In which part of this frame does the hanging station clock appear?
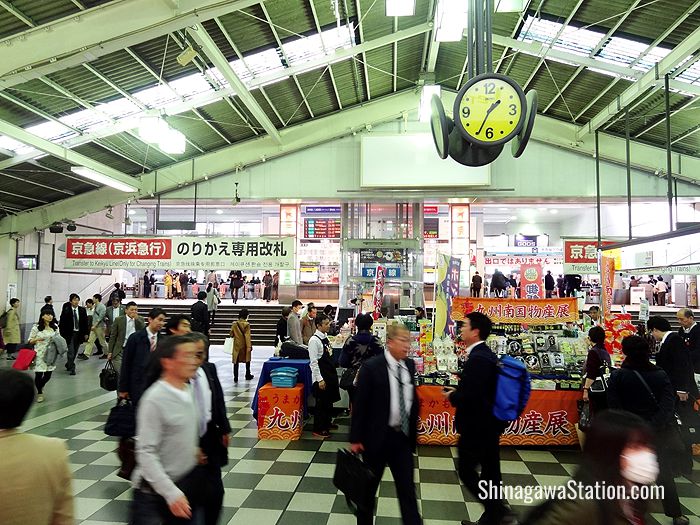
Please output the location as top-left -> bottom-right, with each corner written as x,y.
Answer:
453,72 -> 527,147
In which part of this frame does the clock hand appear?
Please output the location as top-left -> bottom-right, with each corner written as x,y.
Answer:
476,100 -> 501,135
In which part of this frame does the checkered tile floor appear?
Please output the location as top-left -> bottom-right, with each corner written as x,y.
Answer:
12,347 -> 700,525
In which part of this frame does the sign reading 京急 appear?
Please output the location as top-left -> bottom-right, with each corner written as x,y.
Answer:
64,236 -> 295,270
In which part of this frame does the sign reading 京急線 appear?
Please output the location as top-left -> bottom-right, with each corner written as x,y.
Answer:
64,236 -> 295,270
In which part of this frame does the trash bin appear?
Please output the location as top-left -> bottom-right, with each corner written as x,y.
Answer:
154,283 -> 165,299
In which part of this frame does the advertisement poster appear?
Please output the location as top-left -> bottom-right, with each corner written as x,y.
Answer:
359,248 -> 405,264
65,236 -> 295,270
601,255 -> 615,323
371,265 -> 386,320
434,255 -> 461,337
416,386 -> 580,446
451,297 -> 578,325
520,264 -> 544,299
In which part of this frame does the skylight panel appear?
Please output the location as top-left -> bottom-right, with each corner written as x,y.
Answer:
0,135 -> 36,155
60,109 -> 110,133
634,46 -> 671,72
133,83 -> 180,108
677,58 -> 700,85
99,98 -> 141,119
244,48 -> 286,86
169,74 -> 214,99
283,25 -> 355,66
321,25 -> 355,52
27,121 -> 78,142
597,36 -> 647,67
517,16 -> 600,56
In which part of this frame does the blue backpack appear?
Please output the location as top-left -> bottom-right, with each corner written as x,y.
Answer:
493,355 -> 531,422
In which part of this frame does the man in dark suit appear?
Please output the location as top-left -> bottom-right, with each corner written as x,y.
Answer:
58,293 -> 89,375
677,308 -> 700,373
107,302 -> 145,371
350,323 -> 422,525
648,316 -> 699,401
190,291 -> 210,335
104,297 -> 126,338
445,312 -> 511,525
544,271 -> 555,298
189,331 -> 231,525
118,307 -> 166,407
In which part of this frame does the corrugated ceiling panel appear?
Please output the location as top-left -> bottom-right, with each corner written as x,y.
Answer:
32,157 -> 102,194
218,5 -> 278,55
662,10 -> 700,47
97,132 -> 174,169
13,0 -> 77,26
0,96 -> 46,127
396,0 -> 431,31
259,77 -> 311,125
546,69 -> 618,122
6,78 -> 81,117
197,100 -> 258,143
88,50 -> 156,94
311,0 -> 356,27
329,58 -> 366,107
360,0 -> 393,41
365,45 -> 394,98
250,89 -> 284,127
502,53 -> 540,88
72,142 -> 145,175
264,0 -> 314,39
0,10 -> 31,40
617,0 -> 694,45
493,11 -> 524,37
168,110 -> 229,152
576,80 -> 631,122
528,60 -> 578,118
435,41 -> 468,89
296,69 -> 339,116
47,65 -> 120,103
395,35 -> 424,91
568,0 -> 632,33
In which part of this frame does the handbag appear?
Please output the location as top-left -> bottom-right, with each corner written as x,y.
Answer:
222,337 -> 234,355
104,398 -> 136,437
333,449 -> 377,515
12,348 -> 36,371
100,360 -> 119,391
339,366 -> 359,390
577,400 -> 592,433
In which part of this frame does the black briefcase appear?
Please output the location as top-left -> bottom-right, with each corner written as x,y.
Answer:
333,449 -> 377,515
104,398 -> 136,437
100,360 -> 119,391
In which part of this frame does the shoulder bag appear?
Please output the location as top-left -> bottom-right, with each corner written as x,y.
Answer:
104,397 -> 136,437
100,360 -> 119,391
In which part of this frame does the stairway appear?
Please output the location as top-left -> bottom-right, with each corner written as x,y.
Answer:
137,303 -> 283,345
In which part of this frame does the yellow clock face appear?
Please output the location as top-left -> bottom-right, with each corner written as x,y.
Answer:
453,73 -> 526,147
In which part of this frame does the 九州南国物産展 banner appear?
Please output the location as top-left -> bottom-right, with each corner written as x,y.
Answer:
64,236 -> 295,270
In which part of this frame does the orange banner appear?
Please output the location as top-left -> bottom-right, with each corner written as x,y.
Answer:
601,255 -> 615,324
257,383 -> 304,440
520,264 -> 544,299
451,297 -> 578,325
416,386 -> 581,447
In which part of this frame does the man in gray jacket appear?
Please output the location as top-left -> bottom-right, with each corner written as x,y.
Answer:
130,335 -> 202,524
287,300 -> 304,345
80,293 -> 107,358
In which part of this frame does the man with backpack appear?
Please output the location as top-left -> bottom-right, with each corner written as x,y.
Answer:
445,312 -> 518,525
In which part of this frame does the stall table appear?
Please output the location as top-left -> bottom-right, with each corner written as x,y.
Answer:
251,358 -> 313,419
416,385 -> 581,447
257,383 -> 304,440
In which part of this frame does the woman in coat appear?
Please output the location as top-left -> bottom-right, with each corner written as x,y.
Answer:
230,308 -> 253,383
2,298 -> 21,359
607,335 -> 689,525
206,282 -> 221,326
582,325 -> 611,413
523,409 -> 656,525
28,308 -> 59,403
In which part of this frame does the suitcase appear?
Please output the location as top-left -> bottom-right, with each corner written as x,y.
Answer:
12,348 -> 36,370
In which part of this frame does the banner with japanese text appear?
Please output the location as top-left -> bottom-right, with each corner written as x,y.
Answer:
257,383 -> 303,440
64,235 -> 295,270
520,264 -> 544,299
485,255 -> 563,266
563,239 -> 617,273
451,297 -> 578,325
416,386 -> 581,447
434,254 -> 460,337
372,265 -> 386,320
601,255 -> 616,323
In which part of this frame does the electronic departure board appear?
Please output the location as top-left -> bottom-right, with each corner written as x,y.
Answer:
303,218 -> 341,239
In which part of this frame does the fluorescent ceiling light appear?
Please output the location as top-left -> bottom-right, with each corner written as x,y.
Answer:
159,127 -> 186,155
386,0 -> 416,16
138,116 -> 168,144
419,84 -> 441,122
216,209 -> 223,215
71,166 -> 137,193
435,0 -> 468,42
495,0 -> 524,12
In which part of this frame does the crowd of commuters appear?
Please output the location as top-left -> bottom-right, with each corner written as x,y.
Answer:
3,289 -> 700,525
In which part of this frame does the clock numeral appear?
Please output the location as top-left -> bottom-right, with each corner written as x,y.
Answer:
485,127 -> 494,139
509,104 -> 517,116
484,82 -> 496,95
461,106 -> 470,118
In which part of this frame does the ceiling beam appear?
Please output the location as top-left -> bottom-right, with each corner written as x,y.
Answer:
354,0 -> 373,101
0,0 -> 34,27
578,24 -> 700,139
0,90 -> 421,234
632,96 -> 697,139
0,0 -> 263,88
186,25 -> 282,143
0,119 -> 141,191
494,0 -> 534,74
307,0 -> 343,110
0,170 -> 74,195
